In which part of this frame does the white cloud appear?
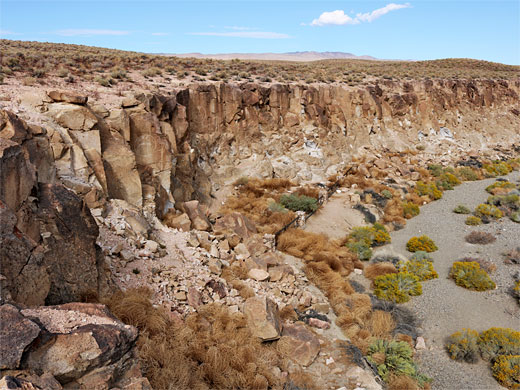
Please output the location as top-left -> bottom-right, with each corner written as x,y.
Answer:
224,26 -> 254,31
311,10 -> 359,26
356,3 -> 411,23
151,32 -> 169,36
0,29 -> 19,36
309,3 -> 411,26
54,29 -> 130,36
188,31 -> 291,39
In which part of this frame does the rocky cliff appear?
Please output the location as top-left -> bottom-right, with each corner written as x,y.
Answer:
15,80 -> 517,220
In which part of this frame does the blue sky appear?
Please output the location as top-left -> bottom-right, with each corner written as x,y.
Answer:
1,1 -> 518,64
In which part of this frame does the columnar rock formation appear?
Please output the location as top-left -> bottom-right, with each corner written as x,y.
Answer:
25,80 -> 519,217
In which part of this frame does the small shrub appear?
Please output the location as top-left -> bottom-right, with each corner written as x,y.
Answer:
94,76 -> 112,87
513,279 -> 520,305
381,189 -> 393,199
364,262 -> 397,281
402,202 -> 420,219
399,257 -> 438,281
427,164 -> 443,177
465,215 -> 482,225
504,248 -> 520,264
486,181 -> 516,194
465,231 -> 496,245
492,355 -> 520,389
347,240 -> 373,261
142,67 -> 162,77
406,236 -> 438,253
373,272 -> 422,303
437,173 -> 461,190
483,161 -> 513,177
474,203 -> 503,220
346,224 -> 391,260
268,202 -> 287,213
415,181 -> 442,200
280,194 -> 318,213
459,257 -> 496,273
445,328 -> 480,363
366,339 -> 431,386
457,167 -> 479,181
453,205 -> 471,214
449,262 -> 496,291
511,211 -> 520,223
478,327 -> 520,361
409,251 -> 433,262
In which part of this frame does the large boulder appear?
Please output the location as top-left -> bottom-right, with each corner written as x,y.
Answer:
278,322 -> 320,367
48,103 -> 98,131
182,200 -> 211,231
0,302 -> 151,389
213,213 -> 257,241
47,91 -> 88,105
243,297 -> 281,341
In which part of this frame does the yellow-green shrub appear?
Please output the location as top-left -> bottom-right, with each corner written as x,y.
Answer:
415,181 -> 442,200
402,202 -> 420,219
400,257 -> 438,281
478,327 -> 520,361
483,161 -> 513,177
445,328 -> 480,363
474,204 -> 503,219
373,272 -> 422,303
465,216 -> 482,225
406,235 -> 438,253
457,167 -> 479,181
449,262 -> 496,291
492,355 -> 520,389
346,223 -> 391,260
485,181 -> 516,194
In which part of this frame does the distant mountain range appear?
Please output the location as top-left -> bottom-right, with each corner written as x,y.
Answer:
165,51 -> 379,62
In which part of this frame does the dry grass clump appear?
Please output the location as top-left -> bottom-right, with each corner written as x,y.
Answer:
459,257 -> 497,273
465,231 -> 496,245
369,310 -> 396,339
104,288 -> 290,390
504,247 -> 520,264
221,263 -> 256,299
364,262 -> 398,281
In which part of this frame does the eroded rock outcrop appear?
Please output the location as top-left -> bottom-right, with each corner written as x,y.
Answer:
0,302 -> 150,390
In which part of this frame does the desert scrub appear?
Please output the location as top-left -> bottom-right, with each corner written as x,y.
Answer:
486,181 -> 516,194
399,257 -> 438,281
449,262 -> 496,291
280,194 -> 318,213
436,172 -> 461,190
457,166 -> 479,181
483,161 -> 513,177
406,235 -> 438,253
414,181 -> 442,200
402,202 -> 420,219
492,355 -> 520,389
453,204 -> 471,214
366,339 -> 431,387
445,328 -> 480,363
373,272 -> 422,303
346,223 -> 391,260
381,189 -> 393,199
474,203 -> 503,220
465,215 -> 483,225
478,327 -> 520,361
268,202 -> 287,213
465,231 -> 496,245
513,280 -> 520,305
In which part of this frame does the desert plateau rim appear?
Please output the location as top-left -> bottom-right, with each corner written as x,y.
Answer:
0,11 -> 520,390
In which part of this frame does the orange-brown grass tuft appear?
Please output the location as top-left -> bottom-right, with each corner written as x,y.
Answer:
383,199 -> 407,225
369,310 -> 396,339
294,185 -> 321,199
364,262 -> 398,281
221,264 -> 256,299
395,333 -> 414,348
388,374 -> 421,390
104,289 -> 292,390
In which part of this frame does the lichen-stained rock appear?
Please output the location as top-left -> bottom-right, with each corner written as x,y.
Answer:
0,304 -> 41,369
244,296 -> 282,341
278,322 -> 320,367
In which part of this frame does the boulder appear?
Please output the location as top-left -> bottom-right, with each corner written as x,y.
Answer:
47,91 -> 88,105
278,322 -> 320,367
213,213 -> 257,241
244,297 -> 281,341
47,103 -> 98,131
163,211 -> 191,231
248,268 -> 270,281
182,200 -> 211,231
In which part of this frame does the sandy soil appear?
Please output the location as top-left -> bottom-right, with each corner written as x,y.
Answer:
388,171 -> 520,390
303,191 -> 367,239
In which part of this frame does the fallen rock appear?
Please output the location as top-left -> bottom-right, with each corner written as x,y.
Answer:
183,200 -> 211,231
308,317 -> 330,330
415,336 -> 426,350
213,213 -> 257,241
278,322 -> 320,367
244,297 -> 282,341
248,268 -> 270,281
47,91 -> 88,105
163,211 -> 191,231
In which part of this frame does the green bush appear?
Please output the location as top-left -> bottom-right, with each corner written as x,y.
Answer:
347,240 -> 373,261
399,257 -> 438,281
453,205 -> 471,214
268,202 -> 287,213
492,355 -> 520,389
366,339 -> 431,386
415,181 -> 442,200
474,204 -> 503,220
346,223 -> 391,260
428,164 -> 443,177
478,327 -> 520,361
409,251 -> 433,262
373,272 -> 422,303
381,189 -> 393,199
457,167 -> 479,181
483,161 -> 513,177
512,212 -> 520,223
449,262 -> 496,291
465,216 -> 482,225
406,235 -> 438,252
445,328 -> 480,363
402,202 -> 420,219
485,181 -> 516,194
280,194 -> 318,213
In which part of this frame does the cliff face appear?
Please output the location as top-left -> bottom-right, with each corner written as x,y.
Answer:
11,79 -> 520,217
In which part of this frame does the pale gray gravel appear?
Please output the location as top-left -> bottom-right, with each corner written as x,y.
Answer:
388,171 -> 520,390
